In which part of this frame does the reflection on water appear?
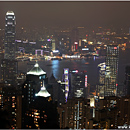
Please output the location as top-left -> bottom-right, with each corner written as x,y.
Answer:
18,58 -> 105,85
17,48 -> 130,86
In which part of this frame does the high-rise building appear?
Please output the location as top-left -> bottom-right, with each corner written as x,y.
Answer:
62,68 -> 69,102
97,62 -> 106,98
4,11 -> 16,59
58,97 -> 90,129
124,66 -> 130,96
71,28 -> 79,51
52,39 -> 55,51
48,74 -> 65,105
22,62 -> 48,107
22,62 -> 59,129
0,83 -> 22,129
1,59 -> 18,86
1,11 -> 17,86
104,45 -> 119,96
69,71 -> 86,98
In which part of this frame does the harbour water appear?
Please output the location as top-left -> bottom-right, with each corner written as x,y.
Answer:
17,48 -> 130,86
18,56 -> 104,86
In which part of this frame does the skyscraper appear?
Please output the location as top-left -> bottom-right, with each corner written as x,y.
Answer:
1,11 -> 17,86
71,28 -> 79,51
69,71 -> 86,98
97,62 -> 106,98
58,97 -> 90,129
22,62 -> 59,129
22,62 -> 48,106
0,11 -> 20,129
104,45 -> 119,96
62,68 -> 69,102
4,11 -> 16,59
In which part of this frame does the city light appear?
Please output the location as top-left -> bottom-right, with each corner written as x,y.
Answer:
1,3 -> 130,129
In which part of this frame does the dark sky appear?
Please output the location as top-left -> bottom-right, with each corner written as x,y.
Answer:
0,1 -> 130,29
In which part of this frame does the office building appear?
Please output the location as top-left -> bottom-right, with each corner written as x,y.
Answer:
22,62 -> 59,129
58,97 -> 90,129
94,96 -> 130,128
97,62 -> 106,98
52,39 -> 55,51
62,68 -> 69,102
124,66 -> 130,96
22,62 -> 48,107
4,11 -> 16,59
0,83 -> 22,129
23,95 -> 59,129
104,45 -> 119,96
71,28 -> 79,51
69,71 -> 87,98
48,74 -> 65,105
1,59 -> 18,86
1,11 -> 17,86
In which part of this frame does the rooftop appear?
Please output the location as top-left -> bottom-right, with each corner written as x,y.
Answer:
27,62 -> 46,76
6,11 -> 14,16
35,81 -> 51,98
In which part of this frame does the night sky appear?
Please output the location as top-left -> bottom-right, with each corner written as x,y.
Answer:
0,1 -> 130,29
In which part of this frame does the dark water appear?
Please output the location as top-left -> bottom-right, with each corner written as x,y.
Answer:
18,57 -> 104,85
18,48 -> 130,86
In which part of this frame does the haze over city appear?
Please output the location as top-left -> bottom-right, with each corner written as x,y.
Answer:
1,1 -> 130,129
0,2 -> 130,28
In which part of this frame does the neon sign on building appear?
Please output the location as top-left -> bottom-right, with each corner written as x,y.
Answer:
64,68 -> 69,102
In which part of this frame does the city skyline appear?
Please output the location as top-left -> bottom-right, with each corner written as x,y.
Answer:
1,4 -> 130,129
0,2 -> 130,29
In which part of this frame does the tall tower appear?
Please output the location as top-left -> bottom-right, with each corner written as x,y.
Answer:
1,11 -> 17,86
70,71 -> 85,98
97,62 -> 106,98
22,62 -> 48,106
104,45 -> 119,96
63,68 -> 69,102
4,11 -> 16,59
71,28 -> 79,51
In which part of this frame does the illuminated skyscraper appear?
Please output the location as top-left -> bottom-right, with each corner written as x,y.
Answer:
97,62 -> 106,98
4,11 -> 16,59
69,71 -> 86,98
1,11 -> 17,86
1,59 -> 18,86
71,28 -> 79,51
62,68 -> 69,102
52,39 -> 55,51
22,62 -> 59,129
104,45 -> 119,96
58,97 -> 90,129
22,62 -> 48,106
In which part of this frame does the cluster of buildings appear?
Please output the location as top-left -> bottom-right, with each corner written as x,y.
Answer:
1,11 -> 130,129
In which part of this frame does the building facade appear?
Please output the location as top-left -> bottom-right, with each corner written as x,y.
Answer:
69,71 -> 87,98
1,11 -> 18,86
4,11 -> 16,60
124,66 -> 130,96
104,45 -> 119,96
58,97 -> 90,129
